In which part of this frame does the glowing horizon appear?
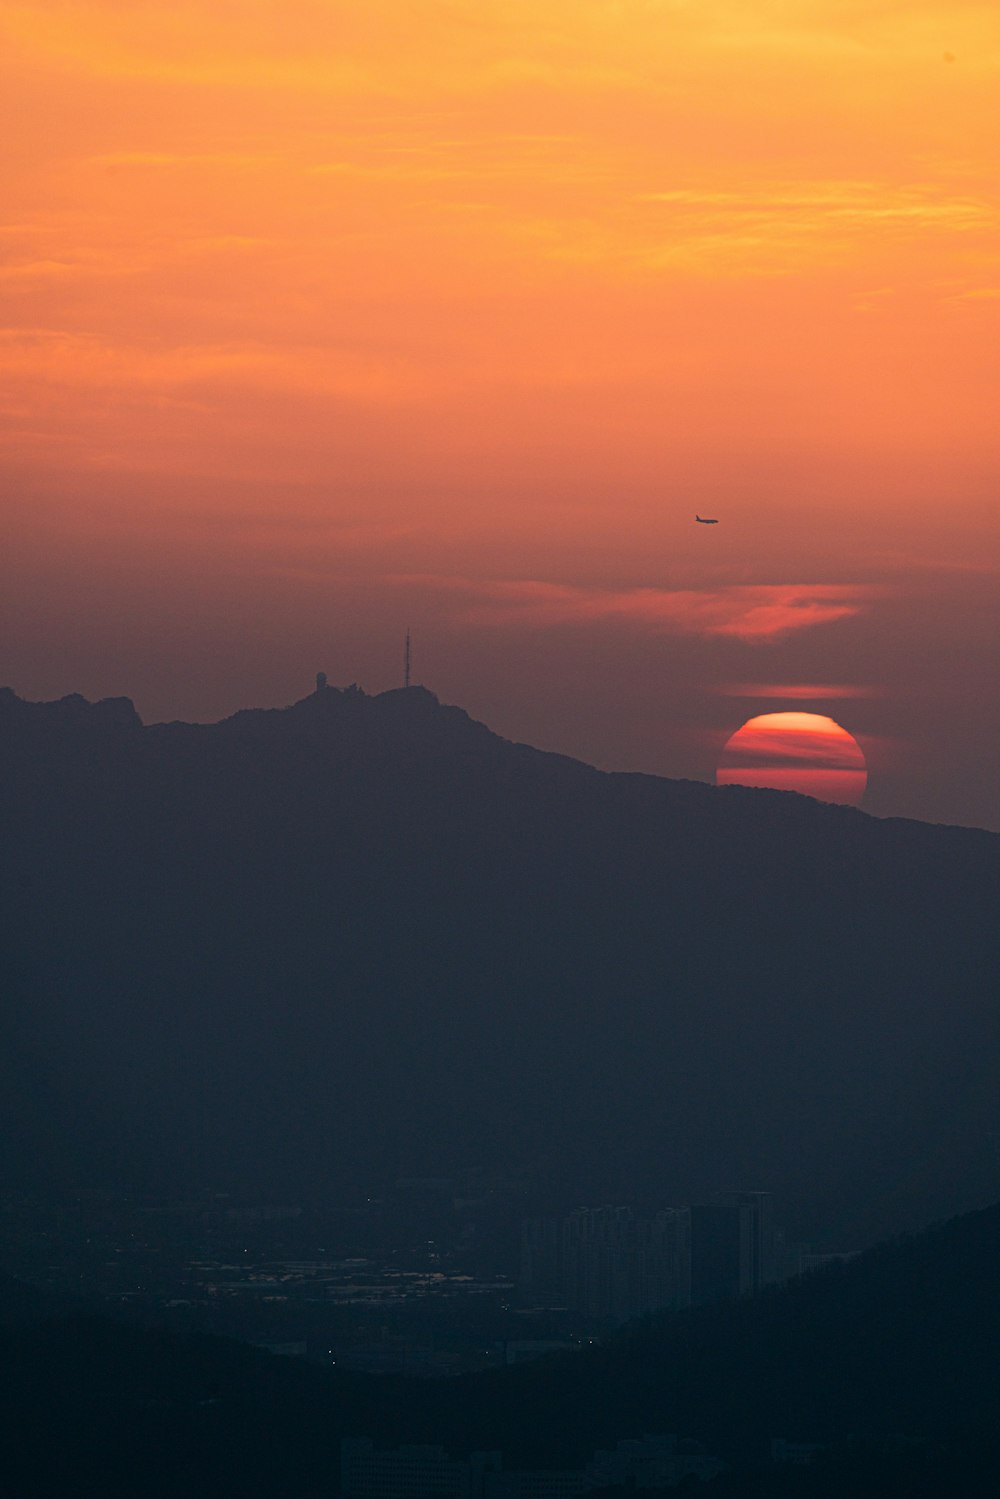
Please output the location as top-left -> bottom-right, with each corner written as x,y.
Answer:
2,1 -> 998,830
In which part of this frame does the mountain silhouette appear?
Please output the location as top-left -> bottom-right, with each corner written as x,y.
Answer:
1,682 -> 998,1242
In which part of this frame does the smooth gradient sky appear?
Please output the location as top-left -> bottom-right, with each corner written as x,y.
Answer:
2,2 -> 998,828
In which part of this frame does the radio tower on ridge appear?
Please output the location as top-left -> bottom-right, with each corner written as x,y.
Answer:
404,629 -> 412,689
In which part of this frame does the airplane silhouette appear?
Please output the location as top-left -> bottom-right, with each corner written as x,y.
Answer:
695,515 -> 719,524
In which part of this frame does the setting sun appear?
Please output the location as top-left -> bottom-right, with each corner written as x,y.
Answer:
1,0 -> 997,829
716,712 -> 867,805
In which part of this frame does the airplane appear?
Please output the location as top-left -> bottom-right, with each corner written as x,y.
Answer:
695,514 -> 719,524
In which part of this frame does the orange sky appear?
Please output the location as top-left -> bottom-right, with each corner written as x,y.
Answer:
2,2 -> 999,827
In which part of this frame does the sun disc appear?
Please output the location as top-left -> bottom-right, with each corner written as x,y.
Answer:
716,711 -> 867,805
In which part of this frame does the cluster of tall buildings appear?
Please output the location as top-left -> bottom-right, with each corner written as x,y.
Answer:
520,1193 -> 780,1323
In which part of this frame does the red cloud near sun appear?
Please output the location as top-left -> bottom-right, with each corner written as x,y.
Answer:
404,578 -> 875,643
717,683 -> 880,700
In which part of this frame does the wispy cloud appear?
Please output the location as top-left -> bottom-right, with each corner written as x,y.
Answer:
616,179 -> 997,276
396,576 -> 875,643
0,329 -> 425,402
89,151 -> 279,169
637,183 -> 990,229
716,682 -> 880,699
0,259 -> 81,281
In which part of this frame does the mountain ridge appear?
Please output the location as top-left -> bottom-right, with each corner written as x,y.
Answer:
1,682 -> 998,1244
4,680 -> 995,842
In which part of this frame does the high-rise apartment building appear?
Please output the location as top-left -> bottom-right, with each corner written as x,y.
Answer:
690,1191 -> 774,1304
520,1206 -> 691,1323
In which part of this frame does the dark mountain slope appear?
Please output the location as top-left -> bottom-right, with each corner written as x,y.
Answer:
407,1201 -> 1000,1465
1,683 -> 998,1240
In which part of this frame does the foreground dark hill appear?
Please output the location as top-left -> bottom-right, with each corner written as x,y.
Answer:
1,682 -> 998,1240
3,1203 -> 1000,1496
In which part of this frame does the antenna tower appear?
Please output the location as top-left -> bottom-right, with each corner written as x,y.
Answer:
404,629 -> 411,689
